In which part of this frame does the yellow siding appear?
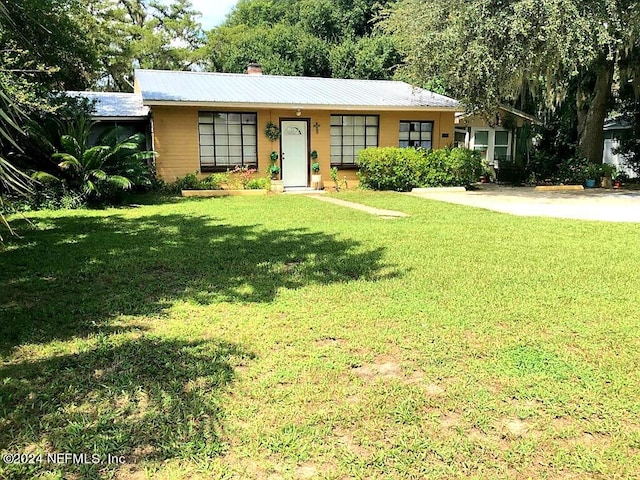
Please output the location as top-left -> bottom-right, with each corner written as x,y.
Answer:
151,106 -> 456,184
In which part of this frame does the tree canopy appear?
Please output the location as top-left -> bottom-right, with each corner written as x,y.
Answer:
207,0 -> 400,79
384,0 -> 640,163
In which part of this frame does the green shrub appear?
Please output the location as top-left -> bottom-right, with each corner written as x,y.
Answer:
357,147 -> 482,191
245,177 -> 270,190
356,147 -> 426,191
173,172 -> 201,191
555,157 -> 590,185
200,173 -> 229,190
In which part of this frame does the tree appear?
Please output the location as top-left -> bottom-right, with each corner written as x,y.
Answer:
87,0 -> 206,91
329,35 -> 400,80
206,0 -> 400,79
384,0 -> 640,164
0,0 -> 99,90
207,24 -> 331,77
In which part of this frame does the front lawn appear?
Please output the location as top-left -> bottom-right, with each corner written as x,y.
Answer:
1,192 -> 639,479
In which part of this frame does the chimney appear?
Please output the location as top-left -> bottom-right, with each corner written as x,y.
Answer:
247,63 -> 263,75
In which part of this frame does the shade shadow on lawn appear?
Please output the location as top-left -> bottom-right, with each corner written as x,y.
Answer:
0,212 -> 394,354
0,336 -> 252,479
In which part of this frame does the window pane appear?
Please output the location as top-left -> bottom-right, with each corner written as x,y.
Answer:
201,157 -> 215,165
215,134 -> 228,146
367,135 -> 377,146
474,130 -> 489,147
199,113 -> 214,124
215,145 -> 229,157
200,134 -> 214,146
354,116 -> 365,126
242,113 -> 256,124
229,145 -> 242,157
399,131 -> 409,140
342,116 -> 354,126
330,126 -> 342,138
244,145 -> 256,157
420,141 -> 432,149
228,113 -> 241,124
399,122 -> 410,132
215,123 -> 228,136
343,125 -> 354,136
229,135 -> 242,146
243,134 -> 256,146
200,146 -> 214,156
410,131 -> 420,140
494,147 -> 508,159
330,146 -> 342,157
495,131 -> 509,146
366,116 -> 378,126
421,122 -> 433,132
399,140 -> 409,148
199,124 -> 213,135
343,136 -> 354,146
330,115 -> 342,126
354,125 -> 365,136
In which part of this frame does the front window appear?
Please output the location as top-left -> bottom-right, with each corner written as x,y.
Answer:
330,115 -> 379,166
494,131 -> 510,162
399,121 -> 433,149
198,112 -> 257,171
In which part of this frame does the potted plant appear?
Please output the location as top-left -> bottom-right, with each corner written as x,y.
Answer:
269,164 -> 280,180
584,163 -> 600,188
310,152 -> 322,190
613,171 -> 628,189
599,163 -> 616,189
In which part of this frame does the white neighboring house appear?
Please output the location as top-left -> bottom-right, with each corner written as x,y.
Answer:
603,117 -> 636,178
66,91 -> 151,148
455,106 -> 540,168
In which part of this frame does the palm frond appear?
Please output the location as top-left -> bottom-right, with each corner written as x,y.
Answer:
0,156 -> 33,195
31,171 -> 61,183
60,135 -> 83,160
54,153 -> 82,171
106,175 -> 133,190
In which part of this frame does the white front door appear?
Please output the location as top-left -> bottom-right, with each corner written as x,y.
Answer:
281,120 -> 308,188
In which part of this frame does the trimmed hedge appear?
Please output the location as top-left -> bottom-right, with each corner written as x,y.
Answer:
357,147 -> 483,191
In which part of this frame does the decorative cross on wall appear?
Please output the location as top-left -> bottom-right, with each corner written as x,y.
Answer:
313,122 -> 321,134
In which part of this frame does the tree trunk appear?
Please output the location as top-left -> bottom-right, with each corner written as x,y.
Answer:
576,62 -> 614,164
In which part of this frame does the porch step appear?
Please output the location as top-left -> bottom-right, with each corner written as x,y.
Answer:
283,187 -> 327,195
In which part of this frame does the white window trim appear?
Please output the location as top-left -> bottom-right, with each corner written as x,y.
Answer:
469,127 -> 512,166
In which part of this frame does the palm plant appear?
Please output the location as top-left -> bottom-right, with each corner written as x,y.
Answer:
47,127 -> 155,204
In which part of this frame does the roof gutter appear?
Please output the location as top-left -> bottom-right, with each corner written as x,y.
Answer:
141,100 -> 462,112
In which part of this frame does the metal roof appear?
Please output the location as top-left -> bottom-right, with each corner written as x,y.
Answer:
604,116 -> 632,131
66,91 -> 150,119
134,69 -> 460,110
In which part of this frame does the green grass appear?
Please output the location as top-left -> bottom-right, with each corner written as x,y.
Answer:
1,191 -> 639,479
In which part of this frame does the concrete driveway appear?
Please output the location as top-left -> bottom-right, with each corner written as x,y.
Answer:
406,185 -> 640,223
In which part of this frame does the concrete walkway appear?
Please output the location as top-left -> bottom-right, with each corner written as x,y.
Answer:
406,185 -> 640,223
309,195 -> 409,218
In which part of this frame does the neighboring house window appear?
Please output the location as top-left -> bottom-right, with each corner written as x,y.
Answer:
471,128 -> 511,166
454,129 -> 467,148
399,121 -> 433,149
330,115 -> 379,166
198,112 -> 257,171
493,131 -> 510,162
473,130 -> 490,159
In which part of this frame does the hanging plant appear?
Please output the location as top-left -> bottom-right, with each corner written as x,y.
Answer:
265,122 -> 281,141
310,150 -> 318,160
270,151 -> 279,162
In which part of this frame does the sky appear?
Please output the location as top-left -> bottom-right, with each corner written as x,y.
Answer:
191,0 -> 239,30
